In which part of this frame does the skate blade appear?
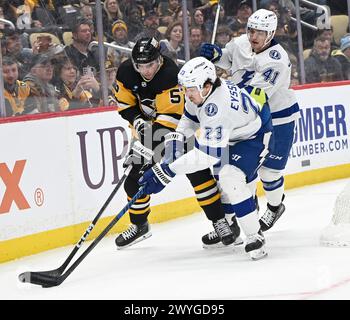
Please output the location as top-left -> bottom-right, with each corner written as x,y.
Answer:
233,236 -> 244,246
248,246 -> 268,261
116,232 -> 152,250
203,236 -> 244,249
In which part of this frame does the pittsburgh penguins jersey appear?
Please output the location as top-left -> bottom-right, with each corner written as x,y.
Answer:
114,55 -> 184,130
4,80 -> 31,116
216,34 -> 299,125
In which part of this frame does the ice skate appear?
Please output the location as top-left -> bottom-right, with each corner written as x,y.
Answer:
115,222 -> 152,249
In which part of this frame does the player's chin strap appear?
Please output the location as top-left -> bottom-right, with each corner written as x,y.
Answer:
200,85 -> 213,102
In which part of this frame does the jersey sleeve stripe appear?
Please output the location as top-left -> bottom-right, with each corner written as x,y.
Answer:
271,102 -> 300,120
184,109 -> 200,123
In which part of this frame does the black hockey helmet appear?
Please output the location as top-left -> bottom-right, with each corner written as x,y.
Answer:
131,37 -> 160,65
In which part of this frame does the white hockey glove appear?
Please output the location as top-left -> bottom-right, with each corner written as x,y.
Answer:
133,116 -> 151,141
163,132 -> 185,164
123,140 -> 154,168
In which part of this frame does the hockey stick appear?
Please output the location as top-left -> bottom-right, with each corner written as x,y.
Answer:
211,1 -> 221,44
18,165 -> 133,287
19,186 -> 145,288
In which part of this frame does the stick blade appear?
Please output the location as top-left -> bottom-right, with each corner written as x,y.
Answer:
18,271 -> 62,288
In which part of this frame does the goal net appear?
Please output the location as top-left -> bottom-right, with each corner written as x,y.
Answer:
320,181 -> 350,247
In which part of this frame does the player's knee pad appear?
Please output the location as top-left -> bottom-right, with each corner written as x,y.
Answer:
218,165 -> 251,205
259,166 -> 284,191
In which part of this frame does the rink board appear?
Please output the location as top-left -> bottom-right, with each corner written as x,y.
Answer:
0,81 -> 350,263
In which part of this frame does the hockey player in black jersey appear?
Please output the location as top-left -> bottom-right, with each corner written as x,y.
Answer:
113,37 -> 239,249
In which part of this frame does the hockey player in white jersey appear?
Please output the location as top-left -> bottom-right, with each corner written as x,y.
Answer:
200,9 -> 300,236
138,57 -> 274,260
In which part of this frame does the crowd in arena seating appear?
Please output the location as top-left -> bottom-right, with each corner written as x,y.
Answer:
1,0 -> 349,117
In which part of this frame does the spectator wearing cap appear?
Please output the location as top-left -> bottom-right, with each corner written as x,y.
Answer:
304,37 -> 344,84
331,34 -> 350,80
159,21 -> 185,63
2,56 -> 34,117
98,59 -> 119,106
53,56 -> 101,111
22,53 -> 58,113
3,29 -> 33,79
137,9 -> 163,41
230,0 -> 252,31
108,19 -> 134,66
64,18 -> 99,75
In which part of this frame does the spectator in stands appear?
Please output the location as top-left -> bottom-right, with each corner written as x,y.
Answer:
125,6 -> 144,42
159,20 -> 185,63
23,53 -> 58,113
104,0 -> 123,22
192,8 -> 210,42
31,1 -> 57,27
316,27 -> 338,51
137,9 -> 163,41
103,0 -> 124,38
53,56 -> 101,111
107,19 -> 134,66
80,4 -> 94,21
189,25 -> 204,58
2,56 -> 34,117
99,58 -> 119,106
331,34 -> 350,80
304,37 -> 344,83
215,25 -> 232,48
3,29 -> 33,80
174,6 -> 192,26
64,18 -> 99,75
157,0 -> 179,26
230,0 -> 252,31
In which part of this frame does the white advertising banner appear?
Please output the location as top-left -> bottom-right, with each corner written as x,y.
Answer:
288,83 -> 350,174
0,110 -> 193,241
1,82 -> 350,242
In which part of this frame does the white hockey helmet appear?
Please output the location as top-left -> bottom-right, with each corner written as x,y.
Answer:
178,57 -> 217,91
247,9 -> 278,44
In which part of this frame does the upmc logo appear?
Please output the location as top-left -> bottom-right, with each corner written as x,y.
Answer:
77,126 -> 129,189
0,160 -> 30,214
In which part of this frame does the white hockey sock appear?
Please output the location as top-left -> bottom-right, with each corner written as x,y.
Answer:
237,210 -> 260,236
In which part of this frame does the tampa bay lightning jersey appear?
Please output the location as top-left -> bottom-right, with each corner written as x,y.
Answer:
176,79 -> 271,150
216,34 -> 299,125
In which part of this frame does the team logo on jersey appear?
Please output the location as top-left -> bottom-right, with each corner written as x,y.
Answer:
205,103 -> 218,116
269,50 -> 281,60
141,82 -> 147,87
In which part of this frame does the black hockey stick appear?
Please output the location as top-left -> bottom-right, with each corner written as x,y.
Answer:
18,165 -> 133,287
19,186 -> 145,288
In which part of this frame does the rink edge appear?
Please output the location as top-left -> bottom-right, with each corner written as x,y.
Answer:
1,163 -> 350,263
